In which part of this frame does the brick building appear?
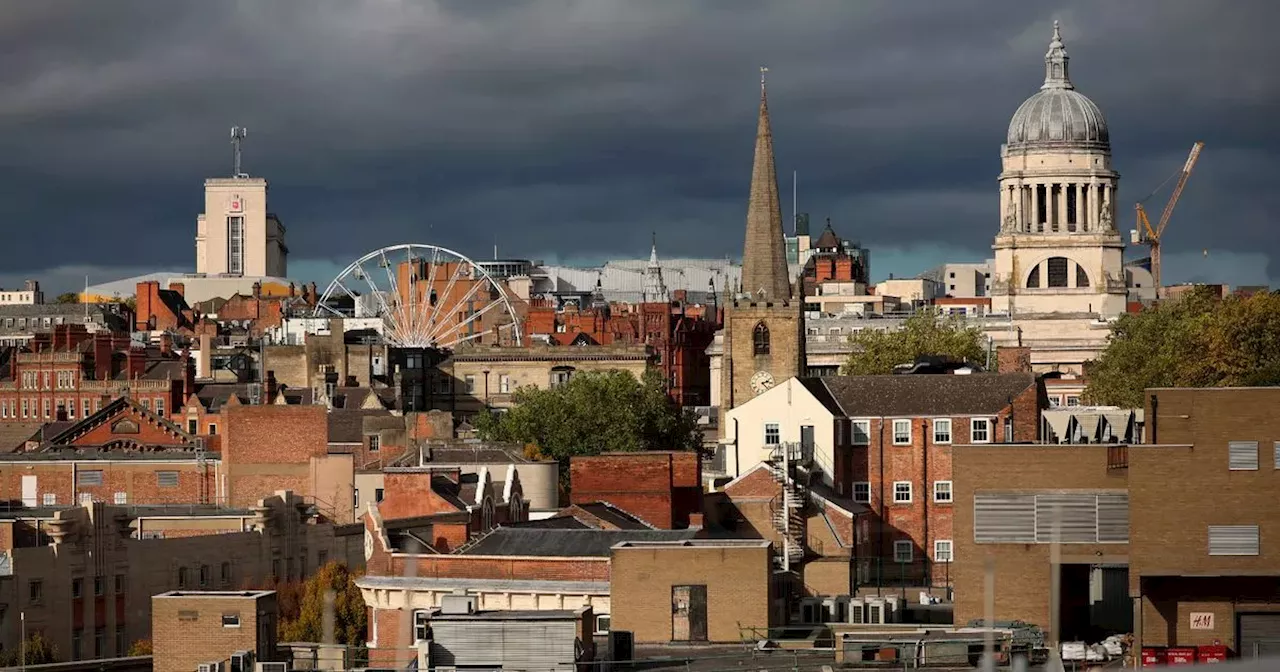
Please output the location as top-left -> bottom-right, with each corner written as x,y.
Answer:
721,372 -> 1042,587
0,325 -> 191,424
798,221 -> 870,298
953,387 -> 1280,658
0,303 -> 131,348
135,281 -> 196,332
376,464 -> 526,547
569,451 -> 703,529
0,492 -> 362,662
610,539 -> 775,643
152,590 -> 278,672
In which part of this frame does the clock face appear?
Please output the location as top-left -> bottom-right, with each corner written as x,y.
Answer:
750,370 -> 775,395
363,528 -> 374,560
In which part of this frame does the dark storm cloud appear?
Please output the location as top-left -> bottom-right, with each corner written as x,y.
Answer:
0,0 -> 1277,290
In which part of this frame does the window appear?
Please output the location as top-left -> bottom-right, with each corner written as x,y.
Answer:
934,481 -> 953,503
140,398 -> 150,410
413,610 -> 430,642
72,629 -> 82,660
43,398 -> 50,418
78,470 -> 104,486
935,540 -> 954,563
464,375 -> 476,394
42,493 -> 56,506
550,367 -> 573,386
851,420 -> 870,445
594,614 -> 611,635
893,481 -> 912,503
21,399 -> 27,419
893,540 -> 913,563
113,492 -> 127,504
892,419 -> 911,445
82,399 -> 90,418
115,629 -> 126,657
499,374 -> 510,393
1048,396 -> 1061,407
155,398 -> 165,417
222,613 -> 242,628
221,562 -> 232,585
971,418 -> 991,444
1026,266 -> 1041,288
375,488 -> 385,503
94,576 -> 104,596
853,482 -> 871,504
1066,395 -> 1080,407
208,423 -> 217,435
752,322 -> 770,355
1208,525 -> 1259,556
115,574 -> 126,594
29,579 -> 43,604
933,419 -> 952,444
178,567 -> 189,588
156,471 -> 180,488
80,493 -> 94,505
199,564 -> 210,587
1229,441 -> 1259,471
228,216 -> 245,275
187,418 -> 198,434
317,550 -> 328,567
73,577 -> 83,599
1076,266 -> 1090,288
353,489 -> 359,508
1047,257 -> 1069,288
369,435 -> 380,452
764,423 -> 780,446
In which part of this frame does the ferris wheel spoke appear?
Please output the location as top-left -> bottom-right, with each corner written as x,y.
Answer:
424,262 -> 466,345
427,272 -> 488,345
440,328 -> 493,349
375,250 -> 413,342
431,297 -> 504,346
350,260 -> 399,343
413,247 -> 442,343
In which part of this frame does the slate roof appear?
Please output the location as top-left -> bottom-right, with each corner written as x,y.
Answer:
575,502 -> 655,530
506,515 -> 592,530
459,527 -> 697,557
808,373 -> 1037,417
0,423 -> 44,453
327,409 -> 389,444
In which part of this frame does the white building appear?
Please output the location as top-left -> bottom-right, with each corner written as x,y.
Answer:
0,281 -> 43,306
195,177 -> 289,278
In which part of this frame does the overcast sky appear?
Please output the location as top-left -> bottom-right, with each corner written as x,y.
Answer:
1,1 -> 1276,294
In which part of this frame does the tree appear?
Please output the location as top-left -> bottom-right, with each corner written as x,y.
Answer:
840,310 -> 987,375
1085,287 -> 1280,407
279,561 -> 367,646
54,292 -> 79,304
127,639 -> 153,656
0,632 -> 58,666
473,369 -> 703,462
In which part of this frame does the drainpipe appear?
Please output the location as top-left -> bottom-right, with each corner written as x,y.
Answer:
922,417 -> 929,591
877,416 -> 885,597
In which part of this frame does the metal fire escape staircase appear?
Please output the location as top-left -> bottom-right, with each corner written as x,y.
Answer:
768,442 -> 810,572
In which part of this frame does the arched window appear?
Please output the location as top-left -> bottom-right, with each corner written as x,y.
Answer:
1026,267 -> 1041,289
1047,257 -> 1069,288
1076,265 -> 1090,288
753,322 -> 770,355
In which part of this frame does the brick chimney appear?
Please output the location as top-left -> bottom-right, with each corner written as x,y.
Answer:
198,333 -> 212,380
264,370 -> 278,403
159,332 -> 172,356
168,282 -> 185,298
996,346 -> 1033,374
252,281 -> 262,299
125,347 -> 145,380
93,333 -> 113,381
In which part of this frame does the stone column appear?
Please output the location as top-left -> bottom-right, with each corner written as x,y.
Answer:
1057,184 -> 1068,233
1016,183 -> 1026,232
1075,183 -> 1085,231
1031,184 -> 1041,232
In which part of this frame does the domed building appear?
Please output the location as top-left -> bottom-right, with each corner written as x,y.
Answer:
988,21 -> 1128,372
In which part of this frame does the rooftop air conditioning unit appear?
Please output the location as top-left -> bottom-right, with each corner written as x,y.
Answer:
865,598 -> 887,625
848,598 -> 865,624
229,652 -> 253,672
198,663 -> 224,672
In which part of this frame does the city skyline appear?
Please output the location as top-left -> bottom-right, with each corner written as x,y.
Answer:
2,1 -> 1277,294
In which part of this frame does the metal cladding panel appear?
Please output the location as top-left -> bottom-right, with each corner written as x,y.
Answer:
1229,441 -> 1260,471
1239,614 -> 1280,659
974,494 -> 1036,543
1208,525 -> 1260,556
431,620 -> 578,671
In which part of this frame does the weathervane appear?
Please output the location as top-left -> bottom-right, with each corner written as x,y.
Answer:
230,126 -> 248,178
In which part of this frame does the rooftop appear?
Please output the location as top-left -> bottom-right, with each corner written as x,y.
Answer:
800,372 -> 1038,417
155,590 -> 275,599
459,527 -> 697,557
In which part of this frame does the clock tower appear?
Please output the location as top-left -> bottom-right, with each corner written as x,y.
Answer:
718,70 -> 805,427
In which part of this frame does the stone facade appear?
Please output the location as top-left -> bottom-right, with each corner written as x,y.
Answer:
195,177 -> 288,278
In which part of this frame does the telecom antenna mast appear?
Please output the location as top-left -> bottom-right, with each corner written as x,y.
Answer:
230,126 -> 248,178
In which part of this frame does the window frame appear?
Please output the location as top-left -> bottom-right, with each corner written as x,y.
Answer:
932,418 -> 952,444
970,418 -> 992,444
412,609 -> 431,643
851,420 -> 870,446
763,422 -> 781,446
892,481 -> 913,504
933,481 -> 953,503
892,419 -> 912,446
852,482 -> 871,504
934,539 -> 954,563
893,540 -> 913,563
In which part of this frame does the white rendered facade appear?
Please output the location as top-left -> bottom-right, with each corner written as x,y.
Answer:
195,177 -> 288,278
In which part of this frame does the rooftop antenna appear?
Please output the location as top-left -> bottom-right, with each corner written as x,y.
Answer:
793,170 -> 798,236
230,126 -> 248,178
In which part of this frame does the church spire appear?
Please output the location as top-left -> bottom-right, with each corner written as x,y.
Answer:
740,67 -> 792,302
1041,20 -> 1074,90
642,232 -> 669,303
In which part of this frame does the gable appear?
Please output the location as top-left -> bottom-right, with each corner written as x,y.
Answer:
52,399 -> 194,449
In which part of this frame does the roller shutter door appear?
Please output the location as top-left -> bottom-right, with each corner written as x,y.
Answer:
1238,614 -> 1280,659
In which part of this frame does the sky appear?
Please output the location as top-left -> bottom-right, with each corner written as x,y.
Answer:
1,1 -> 1276,295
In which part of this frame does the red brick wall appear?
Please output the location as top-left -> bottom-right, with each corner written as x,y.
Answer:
68,407 -> 187,446
0,461 -> 214,506
669,452 -> 703,529
571,453 -> 674,529
392,554 -> 609,582
377,472 -> 464,521
224,405 -> 328,508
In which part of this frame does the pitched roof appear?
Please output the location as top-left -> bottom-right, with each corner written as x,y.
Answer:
459,528 -> 697,557
573,502 -> 656,530
816,373 -> 1038,417
42,396 -> 196,449
0,422 -> 44,453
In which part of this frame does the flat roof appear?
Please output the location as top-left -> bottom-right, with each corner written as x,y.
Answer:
432,609 -> 583,621
356,576 -> 608,594
611,539 -> 771,549
155,590 -> 274,599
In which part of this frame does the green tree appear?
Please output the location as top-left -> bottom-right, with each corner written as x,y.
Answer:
279,562 -> 367,646
54,292 -> 80,304
473,369 -> 702,462
127,639 -> 153,656
0,632 -> 58,666
1084,287 -> 1280,407
840,310 -> 987,375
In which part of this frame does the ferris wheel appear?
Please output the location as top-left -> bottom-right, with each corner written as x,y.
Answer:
313,244 -> 523,349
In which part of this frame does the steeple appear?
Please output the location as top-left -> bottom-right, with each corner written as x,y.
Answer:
1041,20 -> 1073,90
642,232 -> 669,303
740,67 -> 793,302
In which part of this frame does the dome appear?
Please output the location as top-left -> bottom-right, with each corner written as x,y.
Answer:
1005,21 -> 1110,151
1007,88 -> 1109,150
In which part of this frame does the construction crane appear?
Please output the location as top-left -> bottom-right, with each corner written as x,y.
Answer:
1132,141 -> 1205,292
